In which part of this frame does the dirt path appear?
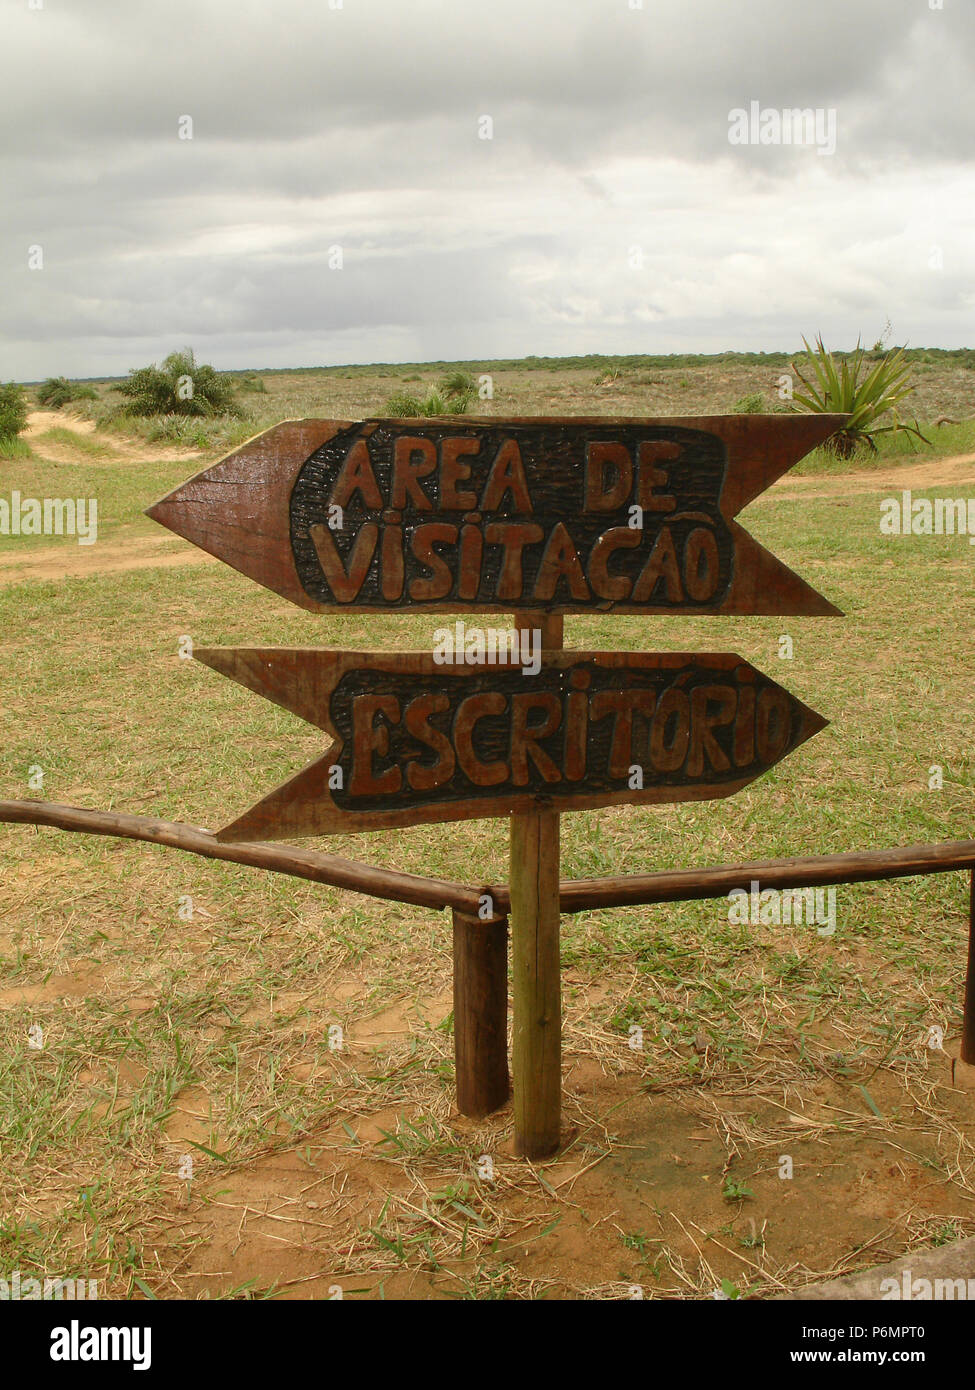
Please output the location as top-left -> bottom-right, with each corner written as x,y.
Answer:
0,534 -> 217,585
24,410 -> 202,465
24,409 -> 97,437
775,451 -> 975,499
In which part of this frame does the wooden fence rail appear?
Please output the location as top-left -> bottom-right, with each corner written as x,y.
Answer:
7,801 -> 973,915
535,840 -> 975,913
4,799 -> 975,1084
0,800 -> 481,913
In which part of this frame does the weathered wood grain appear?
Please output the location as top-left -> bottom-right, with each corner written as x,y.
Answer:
452,908 -> 511,1117
146,420 -> 348,611
4,802 -> 973,916
147,414 -> 847,616
534,841 -> 975,914
509,612 -> 563,1160
0,799 -> 479,911
192,646 -> 828,840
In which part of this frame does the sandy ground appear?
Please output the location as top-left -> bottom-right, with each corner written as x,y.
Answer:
24,410 -> 97,437
777,451 -> 975,498
0,534 -> 216,583
1,906 -> 970,1300
22,409 -> 202,465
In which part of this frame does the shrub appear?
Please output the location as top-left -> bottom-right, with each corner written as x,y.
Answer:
0,382 -> 28,441
594,365 -> 624,385
790,335 -> 929,457
380,391 -> 425,417
237,374 -> 267,394
36,377 -> 98,409
117,348 -> 241,418
438,369 -> 477,401
733,393 -> 765,414
380,388 -> 472,418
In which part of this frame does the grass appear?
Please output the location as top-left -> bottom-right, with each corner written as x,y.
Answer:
34,427 -> 117,458
14,346 -> 969,454
0,353 -> 974,1298
0,437 -> 32,461
794,419 -> 975,475
0,456 -> 190,554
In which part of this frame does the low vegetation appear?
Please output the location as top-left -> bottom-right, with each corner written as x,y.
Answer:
116,348 -> 242,419
236,374 -> 267,394
0,381 -> 28,442
379,390 -> 448,417
381,368 -> 480,418
437,369 -> 477,401
733,392 -> 767,414
790,335 -> 929,458
36,376 -> 98,409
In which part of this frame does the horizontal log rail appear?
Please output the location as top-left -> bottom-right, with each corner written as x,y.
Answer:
3,801 -> 974,916
517,839 -> 975,915
4,801 -> 975,1071
0,800 -> 481,914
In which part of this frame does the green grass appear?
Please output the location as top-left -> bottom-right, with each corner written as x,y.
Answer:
18,347 -> 966,455
0,437 -> 32,461
795,418 -> 975,475
34,427 -> 117,457
0,456 -> 190,554
1,374 -> 975,1299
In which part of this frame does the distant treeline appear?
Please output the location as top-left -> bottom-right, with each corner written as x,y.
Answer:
21,345 -> 975,387
214,347 -> 975,376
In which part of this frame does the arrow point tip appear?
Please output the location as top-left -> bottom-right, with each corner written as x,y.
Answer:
145,493 -> 183,535
790,591 -> 843,618
798,706 -> 830,746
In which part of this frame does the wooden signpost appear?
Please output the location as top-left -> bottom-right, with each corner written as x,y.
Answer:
149,413 -> 843,1159
146,415 -> 843,616
191,645 -> 826,841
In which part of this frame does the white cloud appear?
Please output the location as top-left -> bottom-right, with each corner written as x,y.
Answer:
2,0 -> 972,378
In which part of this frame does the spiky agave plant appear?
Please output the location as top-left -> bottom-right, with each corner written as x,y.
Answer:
790,335 -> 929,457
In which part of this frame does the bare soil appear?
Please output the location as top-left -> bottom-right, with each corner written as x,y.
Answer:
3,401 -> 975,1300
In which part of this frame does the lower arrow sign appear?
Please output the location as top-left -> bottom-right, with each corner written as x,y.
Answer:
194,648 -> 827,841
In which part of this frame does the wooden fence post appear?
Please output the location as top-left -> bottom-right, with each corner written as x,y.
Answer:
452,908 -> 510,1117
510,613 -> 563,1160
962,868 -> 975,1065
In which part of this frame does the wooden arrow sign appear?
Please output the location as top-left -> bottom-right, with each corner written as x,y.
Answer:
193,646 -> 828,841
148,415 -> 845,616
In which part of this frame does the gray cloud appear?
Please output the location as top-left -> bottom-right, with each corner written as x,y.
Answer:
2,0 -> 973,378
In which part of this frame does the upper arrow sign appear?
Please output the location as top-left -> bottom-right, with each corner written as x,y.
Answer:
147,414 -> 845,616
194,646 -> 828,841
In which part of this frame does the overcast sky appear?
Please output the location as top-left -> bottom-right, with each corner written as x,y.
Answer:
3,0 -> 973,380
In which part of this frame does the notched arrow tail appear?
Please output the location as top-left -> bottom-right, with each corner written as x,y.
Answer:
727,526 -> 843,617
193,646 -> 339,734
215,749 -> 344,842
